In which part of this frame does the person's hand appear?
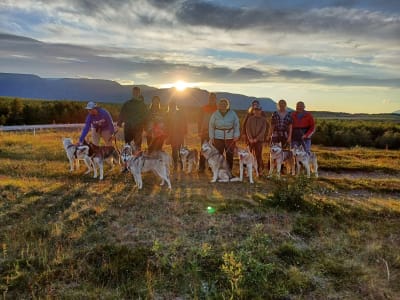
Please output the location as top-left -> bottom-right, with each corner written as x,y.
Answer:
209,138 -> 214,145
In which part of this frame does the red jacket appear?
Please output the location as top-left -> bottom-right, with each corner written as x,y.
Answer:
291,111 -> 315,139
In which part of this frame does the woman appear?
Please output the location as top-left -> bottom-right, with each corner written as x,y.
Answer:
147,96 -> 167,152
246,102 -> 267,173
268,99 -> 292,148
166,99 -> 187,171
209,98 -> 240,171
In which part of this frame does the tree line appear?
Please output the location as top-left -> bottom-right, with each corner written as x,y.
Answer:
1,97 -> 399,149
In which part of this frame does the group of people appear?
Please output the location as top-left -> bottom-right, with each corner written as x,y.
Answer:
79,87 -> 315,175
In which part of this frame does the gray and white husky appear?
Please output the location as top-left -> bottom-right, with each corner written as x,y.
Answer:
269,142 -> 295,177
292,144 -> 318,178
121,144 -> 172,189
237,147 -> 258,184
180,146 -> 199,174
62,138 -> 93,174
201,141 -> 240,183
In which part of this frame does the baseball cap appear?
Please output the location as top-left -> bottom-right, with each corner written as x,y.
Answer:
85,101 -> 97,110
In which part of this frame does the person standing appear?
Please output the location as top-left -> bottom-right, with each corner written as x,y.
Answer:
197,92 -> 217,172
117,86 -> 149,150
246,102 -> 267,173
268,99 -> 292,148
291,101 -> 315,153
79,101 -> 115,146
147,96 -> 167,153
166,99 -> 187,171
241,99 -> 267,143
209,98 -> 240,171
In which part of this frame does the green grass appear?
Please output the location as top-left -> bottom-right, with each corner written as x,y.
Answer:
0,130 -> 400,299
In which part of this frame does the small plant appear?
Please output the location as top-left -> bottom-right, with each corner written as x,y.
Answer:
221,251 -> 243,300
268,176 -> 313,211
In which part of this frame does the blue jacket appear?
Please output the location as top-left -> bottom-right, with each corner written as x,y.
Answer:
209,109 -> 240,140
79,107 -> 115,143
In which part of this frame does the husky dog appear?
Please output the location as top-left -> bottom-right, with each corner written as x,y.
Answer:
180,146 -> 199,174
88,142 -> 120,180
121,144 -> 172,189
269,142 -> 295,177
62,138 -> 93,174
201,141 -> 240,183
237,147 -> 258,184
292,145 -> 318,178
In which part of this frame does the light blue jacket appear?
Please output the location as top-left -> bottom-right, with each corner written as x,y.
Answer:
209,109 -> 240,140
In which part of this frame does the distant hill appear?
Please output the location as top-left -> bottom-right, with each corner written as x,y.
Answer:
0,73 -> 276,111
393,110 -> 400,115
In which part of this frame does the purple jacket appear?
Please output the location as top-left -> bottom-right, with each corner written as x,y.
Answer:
79,107 -> 115,143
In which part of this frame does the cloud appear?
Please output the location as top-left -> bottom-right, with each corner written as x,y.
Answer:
1,33 -> 399,89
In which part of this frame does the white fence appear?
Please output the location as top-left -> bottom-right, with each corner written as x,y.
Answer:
0,123 -> 85,132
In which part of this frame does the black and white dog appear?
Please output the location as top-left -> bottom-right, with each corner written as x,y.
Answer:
237,146 -> 258,184
201,141 -> 240,183
180,146 -> 199,174
121,144 -> 172,190
269,142 -> 295,177
62,138 -> 93,174
292,144 -> 318,178
87,142 -> 120,180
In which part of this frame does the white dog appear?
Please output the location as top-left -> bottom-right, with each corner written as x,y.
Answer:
292,145 -> 318,178
87,142 -> 120,180
237,147 -> 258,184
62,138 -> 93,174
201,141 -> 240,183
269,142 -> 295,177
180,146 -> 199,174
121,144 -> 172,190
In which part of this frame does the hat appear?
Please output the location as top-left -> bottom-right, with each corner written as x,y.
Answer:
85,101 -> 97,110
251,99 -> 260,105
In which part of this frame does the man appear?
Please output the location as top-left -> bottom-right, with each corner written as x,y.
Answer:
291,101 -> 315,153
117,87 -> 149,150
79,101 -> 115,146
197,92 -> 217,172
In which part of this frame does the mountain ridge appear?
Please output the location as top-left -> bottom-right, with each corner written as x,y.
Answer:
0,73 -> 277,111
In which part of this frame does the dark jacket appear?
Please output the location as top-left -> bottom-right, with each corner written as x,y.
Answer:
117,97 -> 149,128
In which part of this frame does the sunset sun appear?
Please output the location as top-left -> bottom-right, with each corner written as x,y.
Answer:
175,80 -> 187,91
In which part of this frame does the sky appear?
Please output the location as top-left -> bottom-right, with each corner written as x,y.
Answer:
0,0 -> 399,113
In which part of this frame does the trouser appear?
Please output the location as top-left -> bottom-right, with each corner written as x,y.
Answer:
292,138 -> 311,153
148,136 -> 166,153
213,138 -> 236,171
171,144 -> 183,170
124,124 -> 144,149
249,141 -> 264,172
91,128 -> 113,146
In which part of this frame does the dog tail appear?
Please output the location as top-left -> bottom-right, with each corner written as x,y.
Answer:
229,177 -> 241,182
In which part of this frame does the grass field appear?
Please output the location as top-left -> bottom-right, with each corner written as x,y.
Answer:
1,128 -> 399,299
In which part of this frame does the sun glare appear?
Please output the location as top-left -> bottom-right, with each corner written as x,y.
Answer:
175,80 -> 187,91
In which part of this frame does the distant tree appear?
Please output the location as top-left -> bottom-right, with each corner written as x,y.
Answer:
9,98 -> 24,124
